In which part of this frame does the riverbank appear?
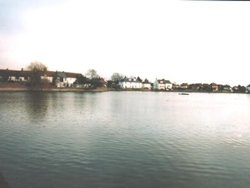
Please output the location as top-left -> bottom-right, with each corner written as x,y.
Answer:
0,88 -> 248,94
0,83 -> 111,92
0,87 -> 111,92
0,83 -> 248,94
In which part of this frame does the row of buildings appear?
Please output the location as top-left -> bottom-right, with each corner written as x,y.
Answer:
114,77 -> 250,93
110,77 -> 250,93
0,69 -> 82,88
1,69 -> 250,93
117,77 -> 172,90
0,69 -> 174,90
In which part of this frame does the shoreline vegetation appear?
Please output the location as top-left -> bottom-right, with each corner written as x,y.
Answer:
0,83 -> 248,94
0,64 -> 249,94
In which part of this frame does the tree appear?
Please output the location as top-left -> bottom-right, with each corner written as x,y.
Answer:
27,61 -> 48,88
202,84 -> 212,92
111,73 -> 123,83
238,85 -> 246,93
90,77 -> 105,88
85,69 -> 99,79
85,69 -> 106,88
27,61 -> 47,72
75,74 -> 89,85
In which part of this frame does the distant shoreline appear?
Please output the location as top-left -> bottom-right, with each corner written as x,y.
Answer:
0,87 -> 248,94
0,82 -> 248,93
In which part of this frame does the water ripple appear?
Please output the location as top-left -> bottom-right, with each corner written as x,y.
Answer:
1,92 -> 250,188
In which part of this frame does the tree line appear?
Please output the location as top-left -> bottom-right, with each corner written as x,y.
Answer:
2,62 -> 248,93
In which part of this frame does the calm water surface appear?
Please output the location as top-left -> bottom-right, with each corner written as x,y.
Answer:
1,91 -> 250,188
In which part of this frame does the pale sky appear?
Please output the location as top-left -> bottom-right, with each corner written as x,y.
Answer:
0,0 -> 250,85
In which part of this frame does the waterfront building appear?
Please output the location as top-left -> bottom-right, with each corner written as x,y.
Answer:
54,72 -> 80,88
222,85 -> 233,93
154,79 -> 172,90
0,69 -> 30,82
0,69 -> 81,88
180,83 -> 189,90
119,77 -> 143,89
211,83 -> 219,92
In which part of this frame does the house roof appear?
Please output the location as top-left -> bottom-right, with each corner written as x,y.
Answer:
210,83 -> 217,86
44,71 -> 55,77
0,69 -> 82,78
56,72 -> 66,78
0,69 -> 32,77
143,79 -> 150,84
65,72 -> 82,78
136,76 -> 142,82
120,76 -> 143,83
157,79 -> 171,84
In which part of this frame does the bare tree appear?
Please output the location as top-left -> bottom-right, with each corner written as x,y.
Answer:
85,69 -> 99,79
27,61 -> 47,72
27,61 -> 48,88
111,73 -> 123,83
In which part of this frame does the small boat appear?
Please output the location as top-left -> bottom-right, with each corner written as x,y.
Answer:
178,92 -> 189,95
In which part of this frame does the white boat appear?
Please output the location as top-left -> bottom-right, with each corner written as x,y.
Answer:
178,92 -> 189,95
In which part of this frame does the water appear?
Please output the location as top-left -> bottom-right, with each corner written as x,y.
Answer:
0,91 -> 250,188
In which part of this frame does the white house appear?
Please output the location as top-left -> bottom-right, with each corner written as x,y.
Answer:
154,79 -> 172,90
54,72 -> 80,88
65,72 -> 80,87
119,77 -> 143,89
41,71 -> 54,83
2,70 -> 30,82
9,76 -> 19,82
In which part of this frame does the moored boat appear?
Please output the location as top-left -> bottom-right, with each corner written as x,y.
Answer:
178,92 -> 189,95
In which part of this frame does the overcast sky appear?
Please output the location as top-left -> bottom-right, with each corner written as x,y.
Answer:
0,0 -> 250,85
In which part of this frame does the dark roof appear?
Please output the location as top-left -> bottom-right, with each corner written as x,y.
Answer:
44,71 -> 55,77
120,76 -> 142,83
190,83 -> 202,86
210,83 -> 217,86
0,69 -> 81,78
0,69 -> 32,77
143,79 -> 150,84
65,72 -> 81,78
157,79 -> 171,84
136,76 -> 142,82
56,72 -> 66,78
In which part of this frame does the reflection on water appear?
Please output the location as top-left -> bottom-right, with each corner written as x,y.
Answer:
25,92 -> 49,122
0,92 -> 250,188
0,172 -> 9,188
